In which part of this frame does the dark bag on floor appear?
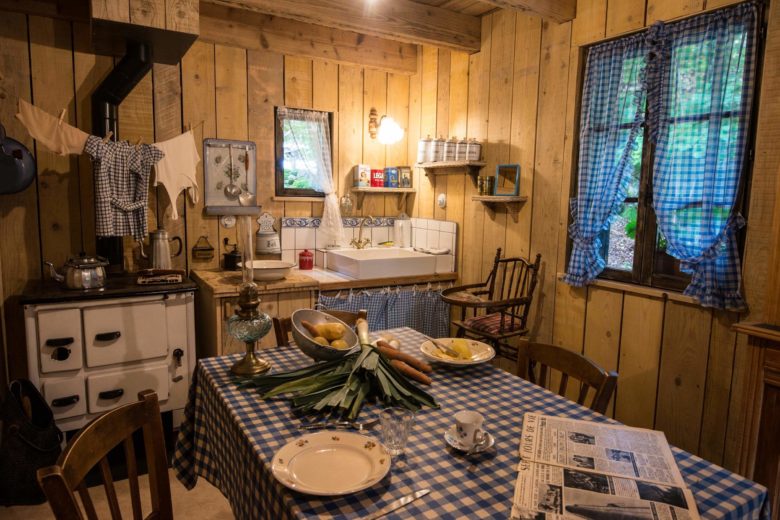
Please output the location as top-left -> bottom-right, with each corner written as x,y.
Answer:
0,379 -> 63,506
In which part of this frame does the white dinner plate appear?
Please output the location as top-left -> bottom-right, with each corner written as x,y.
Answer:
419,338 -> 495,366
271,431 -> 391,496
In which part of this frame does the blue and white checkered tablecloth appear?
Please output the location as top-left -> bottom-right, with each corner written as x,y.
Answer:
173,328 -> 769,520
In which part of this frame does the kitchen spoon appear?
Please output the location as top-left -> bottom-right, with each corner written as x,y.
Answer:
223,144 -> 242,200
238,146 -> 254,206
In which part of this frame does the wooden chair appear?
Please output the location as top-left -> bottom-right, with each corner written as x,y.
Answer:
441,248 -> 541,359
517,340 -> 618,414
273,309 -> 368,347
37,390 -> 172,520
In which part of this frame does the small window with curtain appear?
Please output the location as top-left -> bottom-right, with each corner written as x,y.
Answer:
565,1 -> 762,311
274,107 -> 333,197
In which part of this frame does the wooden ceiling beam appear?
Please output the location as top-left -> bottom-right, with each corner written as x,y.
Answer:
477,0 -> 575,22
201,0 -> 481,53
199,3 -> 418,74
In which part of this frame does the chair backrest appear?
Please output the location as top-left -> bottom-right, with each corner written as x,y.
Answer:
273,309 -> 368,347
37,390 -> 172,520
518,341 -> 618,415
484,248 -> 541,330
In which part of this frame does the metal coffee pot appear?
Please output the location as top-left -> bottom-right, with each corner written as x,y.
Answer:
139,229 -> 183,269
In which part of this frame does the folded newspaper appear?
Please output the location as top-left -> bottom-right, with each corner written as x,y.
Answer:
510,413 -> 700,520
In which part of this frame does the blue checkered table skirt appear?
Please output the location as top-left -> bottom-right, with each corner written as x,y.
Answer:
173,328 -> 769,519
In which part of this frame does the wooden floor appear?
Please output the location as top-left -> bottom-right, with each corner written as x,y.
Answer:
3,469 -> 234,519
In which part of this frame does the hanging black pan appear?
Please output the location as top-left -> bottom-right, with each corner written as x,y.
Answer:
0,123 -> 36,195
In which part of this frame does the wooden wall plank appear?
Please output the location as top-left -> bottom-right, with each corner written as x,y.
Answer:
528,19 -> 572,343
29,16 -> 80,267
311,59 -> 338,220
445,51 -> 469,264
406,54 -> 422,221
91,0 -> 130,22
582,286 -> 623,416
646,0 -> 704,23
605,0 -> 645,37
152,62 -> 186,270
361,69 -> 387,220
386,72 -> 410,216
482,8 -> 514,280
417,46 -> 438,219
130,0 -> 164,28
433,49 -> 451,222
73,23 -> 112,257
337,65 -> 364,227
506,11 -> 541,260
572,0 -> 607,46
182,41 -> 219,270
165,0 -> 198,34
698,310 -> 739,465
551,281 -> 587,350
615,293 -> 664,429
0,11 -> 36,383
247,50 -> 284,230
460,15 -> 491,285
655,302 -> 713,453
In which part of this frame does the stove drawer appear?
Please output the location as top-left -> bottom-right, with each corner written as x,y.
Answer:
42,376 -> 86,420
37,308 -> 83,373
83,301 -> 168,367
86,364 -> 169,414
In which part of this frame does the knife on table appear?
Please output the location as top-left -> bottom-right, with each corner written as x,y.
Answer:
365,488 -> 430,520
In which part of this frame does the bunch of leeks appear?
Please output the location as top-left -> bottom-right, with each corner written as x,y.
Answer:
235,320 -> 437,420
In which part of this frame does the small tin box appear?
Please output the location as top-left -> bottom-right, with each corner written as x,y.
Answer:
354,164 -> 371,187
398,166 -> 412,188
370,169 -> 385,187
384,167 -> 399,188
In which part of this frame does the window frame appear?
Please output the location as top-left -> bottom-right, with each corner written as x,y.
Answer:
568,4 -> 766,293
274,106 -> 334,198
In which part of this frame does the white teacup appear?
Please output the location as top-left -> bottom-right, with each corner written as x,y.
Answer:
454,410 -> 486,449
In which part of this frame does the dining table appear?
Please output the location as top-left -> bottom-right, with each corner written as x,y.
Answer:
172,327 -> 770,519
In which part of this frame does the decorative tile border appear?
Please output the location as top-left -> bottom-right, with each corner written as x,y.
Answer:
281,217 -> 396,228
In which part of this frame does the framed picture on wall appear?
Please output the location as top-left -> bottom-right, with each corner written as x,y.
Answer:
494,164 -> 520,196
203,138 -> 260,215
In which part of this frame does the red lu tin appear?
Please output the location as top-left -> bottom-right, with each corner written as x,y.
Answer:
370,169 -> 385,187
298,249 -> 314,270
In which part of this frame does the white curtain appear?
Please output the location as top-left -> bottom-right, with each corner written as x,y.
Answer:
278,107 -> 345,247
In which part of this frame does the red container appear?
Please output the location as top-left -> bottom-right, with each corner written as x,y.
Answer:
298,249 -> 314,270
370,169 -> 385,187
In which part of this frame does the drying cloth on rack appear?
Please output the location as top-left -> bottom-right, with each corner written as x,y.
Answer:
84,136 -> 164,241
15,99 -> 89,156
153,130 -> 200,219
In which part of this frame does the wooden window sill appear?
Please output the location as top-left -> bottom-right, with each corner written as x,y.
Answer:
272,196 -> 324,202
556,273 -> 698,305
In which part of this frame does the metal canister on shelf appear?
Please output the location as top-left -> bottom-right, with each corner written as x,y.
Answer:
444,137 -> 458,161
417,136 -> 431,164
477,176 -> 485,195
456,137 -> 469,161
432,136 -> 446,162
467,138 -> 482,161
424,135 -> 436,162
484,176 -> 495,195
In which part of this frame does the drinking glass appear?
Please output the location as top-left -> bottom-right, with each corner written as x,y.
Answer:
379,408 -> 414,456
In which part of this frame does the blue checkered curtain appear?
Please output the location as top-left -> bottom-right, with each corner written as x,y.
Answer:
649,3 -> 758,311
564,34 -> 648,286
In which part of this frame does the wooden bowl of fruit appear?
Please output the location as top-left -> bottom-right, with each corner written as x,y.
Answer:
291,309 -> 360,361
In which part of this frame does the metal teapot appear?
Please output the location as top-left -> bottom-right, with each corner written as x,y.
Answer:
45,254 -> 108,290
139,229 -> 183,269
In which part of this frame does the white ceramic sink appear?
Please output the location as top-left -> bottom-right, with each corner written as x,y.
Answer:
326,248 -> 436,280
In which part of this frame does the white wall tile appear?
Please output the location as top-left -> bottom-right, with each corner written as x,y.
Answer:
373,227 -> 389,244
411,218 -> 421,228
427,219 -> 440,231
435,254 -> 455,273
427,229 -> 440,248
416,228 -> 427,248
296,228 -> 316,250
282,250 -> 295,264
281,228 -> 295,250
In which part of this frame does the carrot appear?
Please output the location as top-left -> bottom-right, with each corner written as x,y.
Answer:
390,360 -> 432,386
377,344 -> 433,373
300,320 -> 320,338
376,339 -> 396,350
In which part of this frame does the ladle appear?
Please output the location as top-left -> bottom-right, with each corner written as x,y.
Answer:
223,143 -> 241,200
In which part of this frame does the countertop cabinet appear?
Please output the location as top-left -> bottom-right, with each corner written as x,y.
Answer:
22,278 -> 197,432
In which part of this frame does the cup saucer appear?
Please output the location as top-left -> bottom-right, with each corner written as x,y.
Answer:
444,425 -> 495,453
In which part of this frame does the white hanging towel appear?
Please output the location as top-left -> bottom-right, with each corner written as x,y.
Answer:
15,99 -> 89,156
152,130 -> 200,220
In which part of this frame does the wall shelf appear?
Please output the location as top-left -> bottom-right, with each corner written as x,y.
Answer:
351,187 -> 416,210
415,160 -> 487,178
471,195 -> 527,214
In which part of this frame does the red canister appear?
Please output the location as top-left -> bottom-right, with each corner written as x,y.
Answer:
298,249 -> 314,270
370,169 -> 385,187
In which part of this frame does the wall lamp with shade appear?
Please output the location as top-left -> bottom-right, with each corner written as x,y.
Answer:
368,107 -> 404,145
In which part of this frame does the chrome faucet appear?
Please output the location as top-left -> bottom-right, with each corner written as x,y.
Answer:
350,216 -> 373,249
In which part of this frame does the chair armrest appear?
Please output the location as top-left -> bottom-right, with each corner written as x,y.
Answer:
441,283 -> 488,295
465,296 -> 531,310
